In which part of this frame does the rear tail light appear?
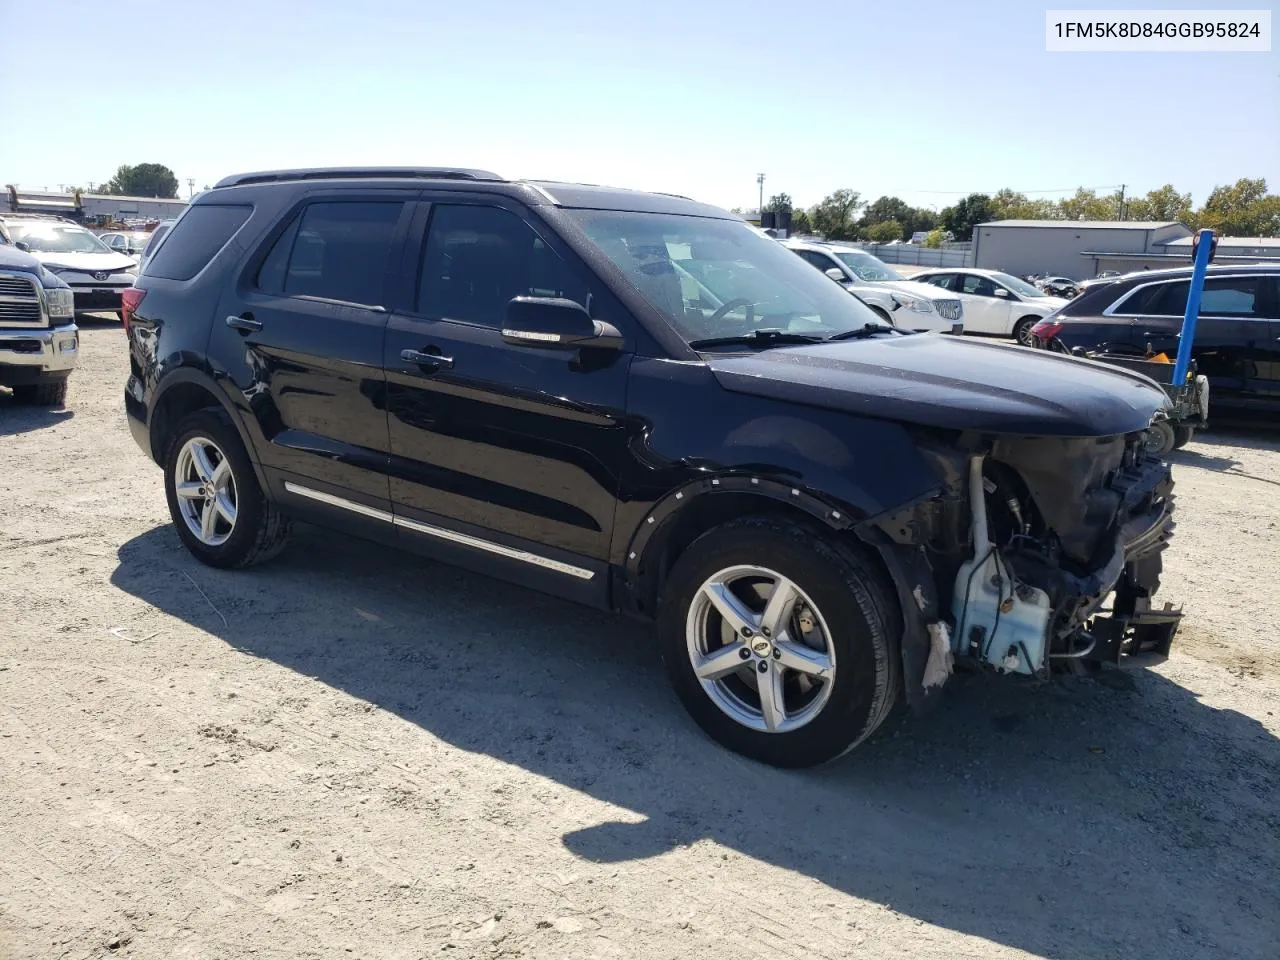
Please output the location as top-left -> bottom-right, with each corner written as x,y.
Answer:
120,287 -> 146,332
1030,319 -> 1063,342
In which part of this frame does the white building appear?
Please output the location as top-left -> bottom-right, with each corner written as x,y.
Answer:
972,220 -> 1193,280
5,186 -> 188,224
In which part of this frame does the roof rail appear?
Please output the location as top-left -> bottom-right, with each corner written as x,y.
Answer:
213,167 -> 505,188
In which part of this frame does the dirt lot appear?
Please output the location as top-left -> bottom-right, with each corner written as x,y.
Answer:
2,322 -> 1278,960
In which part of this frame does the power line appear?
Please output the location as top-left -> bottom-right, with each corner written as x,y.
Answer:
911,184 -> 1126,196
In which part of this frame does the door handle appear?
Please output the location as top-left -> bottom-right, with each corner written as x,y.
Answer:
226,314 -> 263,333
401,348 -> 454,370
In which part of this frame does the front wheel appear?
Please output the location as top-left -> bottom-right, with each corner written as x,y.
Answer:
658,517 -> 899,768
1172,425 -> 1195,449
1012,316 -> 1038,347
12,378 -> 68,406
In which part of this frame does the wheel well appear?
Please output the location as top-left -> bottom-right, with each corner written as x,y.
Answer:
149,382 -> 223,462
639,492 -> 895,620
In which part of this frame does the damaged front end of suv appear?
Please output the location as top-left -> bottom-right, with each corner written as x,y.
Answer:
874,424 -> 1179,702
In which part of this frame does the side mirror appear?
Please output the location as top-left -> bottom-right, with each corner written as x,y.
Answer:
15,241 -> 30,252
993,287 -> 1011,298
502,297 -> 623,351
824,267 -> 847,283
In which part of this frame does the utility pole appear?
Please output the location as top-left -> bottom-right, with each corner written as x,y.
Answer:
186,178 -> 195,200
1117,183 -> 1126,220
757,173 -> 765,218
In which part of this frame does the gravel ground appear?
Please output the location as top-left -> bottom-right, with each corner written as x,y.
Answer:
1,323 -> 1278,960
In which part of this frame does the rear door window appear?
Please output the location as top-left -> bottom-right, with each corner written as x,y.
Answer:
255,201 -> 404,307
143,205 -> 252,280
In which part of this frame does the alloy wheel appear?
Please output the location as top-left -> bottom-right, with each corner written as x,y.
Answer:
173,436 -> 238,546
685,565 -> 837,733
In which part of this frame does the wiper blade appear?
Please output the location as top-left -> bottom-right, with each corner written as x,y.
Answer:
826,322 -> 900,341
688,329 -> 826,350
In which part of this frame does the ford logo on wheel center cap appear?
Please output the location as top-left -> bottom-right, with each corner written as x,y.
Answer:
751,638 -> 772,655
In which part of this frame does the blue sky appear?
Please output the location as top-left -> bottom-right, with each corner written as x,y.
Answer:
1,0 -> 1275,210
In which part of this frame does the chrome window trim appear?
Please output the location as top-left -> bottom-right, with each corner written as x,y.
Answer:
1102,272 -> 1275,318
283,482 -> 596,580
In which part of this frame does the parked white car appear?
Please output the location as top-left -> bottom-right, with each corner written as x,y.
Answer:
782,240 -> 963,333
0,215 -> 137,318
97,231 -> 153,259
910,268 -> 1068,345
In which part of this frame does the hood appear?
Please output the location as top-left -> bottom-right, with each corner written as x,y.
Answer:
31,250 -> 137,273
1022,295 -> 1068,314
0,244 -> 43,274
878,279 -> 957,300
707,334 -> 1169,437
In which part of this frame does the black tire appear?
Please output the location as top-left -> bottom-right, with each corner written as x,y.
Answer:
12,379 -> 68,406
1172,425 -> 1195,449
163,409 -> 291,569
1143,421 -> 1176,456
658,516 -> 900,768
1012,316 -> 1038,347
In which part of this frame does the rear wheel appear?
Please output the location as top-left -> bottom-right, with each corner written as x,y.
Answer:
1012,316 -> 1038,347
658,517 -> 899,768
163,409 -> 291,569
1144,421 -> 1176,456
12,379 -> 68,406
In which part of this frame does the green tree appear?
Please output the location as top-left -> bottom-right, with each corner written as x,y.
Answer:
922,227 -> 947,249
101,163 -> 179,198
864,220 -> 904,243
989,188 -> 1058,221
1125,184 -> 1193,223
788,208 -> 813,235
861,196 -> 911,229
808,189 -> 862,241
1196,178 -> 1279,235
1056,187 -> 1119,221
939,193 -> 993,240
765,192 -> 793,213
904,207 -> 938,236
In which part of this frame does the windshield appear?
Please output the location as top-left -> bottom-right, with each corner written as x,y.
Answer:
835,250 -> 902,282
565,210 -> 885,344
990,272 -> 1047,297
8,223 -> 112,255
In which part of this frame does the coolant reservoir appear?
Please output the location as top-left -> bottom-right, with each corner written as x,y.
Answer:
951,549 -> 1052,676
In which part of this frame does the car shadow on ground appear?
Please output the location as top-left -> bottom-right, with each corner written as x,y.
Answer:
1171,425 -> 1280,486
110,523 -> 1280,959
0,391 -> 73,435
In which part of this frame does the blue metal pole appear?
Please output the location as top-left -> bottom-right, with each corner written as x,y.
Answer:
1171,228 -> 1213,384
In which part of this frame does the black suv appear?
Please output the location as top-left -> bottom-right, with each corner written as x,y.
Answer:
124,168 -> 1180,767
1032,264 -> 1280,414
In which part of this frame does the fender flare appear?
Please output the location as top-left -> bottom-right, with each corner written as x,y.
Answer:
622,473 -> 858,590
148,366 -> 269,490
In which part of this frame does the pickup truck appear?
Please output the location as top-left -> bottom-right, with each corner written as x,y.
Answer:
0,243 -> 79,405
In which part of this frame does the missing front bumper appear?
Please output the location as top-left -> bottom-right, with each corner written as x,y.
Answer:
1083,599 -> 1183,669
